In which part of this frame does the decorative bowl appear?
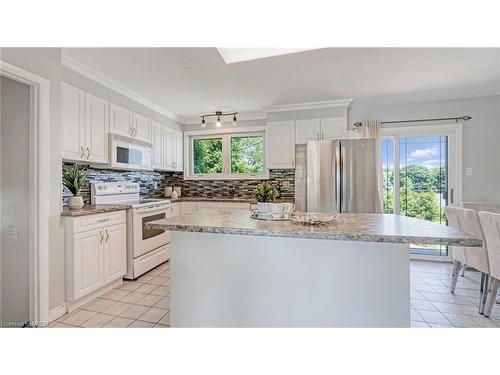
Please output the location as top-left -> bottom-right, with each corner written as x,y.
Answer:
291,213 -> 338,225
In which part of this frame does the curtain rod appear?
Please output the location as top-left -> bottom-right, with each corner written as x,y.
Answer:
352,115 -> 472,127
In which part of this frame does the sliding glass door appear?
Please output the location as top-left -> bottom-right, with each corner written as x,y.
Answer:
382,124 -> 461,260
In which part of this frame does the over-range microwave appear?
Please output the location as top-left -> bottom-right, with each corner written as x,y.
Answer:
109,133 -> 152,171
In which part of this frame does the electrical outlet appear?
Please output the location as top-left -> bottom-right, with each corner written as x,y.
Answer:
465,167 -> 473,176
282,181 -> 290,189
8,225 -> 18,240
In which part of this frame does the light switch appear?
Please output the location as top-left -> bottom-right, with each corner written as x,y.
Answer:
7,225 -> 18,240
282,181 -> 290,189
465,167 -> 473,176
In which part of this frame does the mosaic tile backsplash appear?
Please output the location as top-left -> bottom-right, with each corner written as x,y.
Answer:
62,163 -> 295,205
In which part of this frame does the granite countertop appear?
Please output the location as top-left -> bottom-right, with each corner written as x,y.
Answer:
147,209 -> 482,246
168,197 -> 295,204
61,204 -> 129,217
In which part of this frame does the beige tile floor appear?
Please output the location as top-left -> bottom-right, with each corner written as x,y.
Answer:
50,259 -> 500,328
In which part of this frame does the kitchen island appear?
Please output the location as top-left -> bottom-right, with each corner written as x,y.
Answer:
148,209 -> 481,327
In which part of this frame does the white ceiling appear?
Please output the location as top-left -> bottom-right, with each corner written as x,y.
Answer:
62,48 -> 500,122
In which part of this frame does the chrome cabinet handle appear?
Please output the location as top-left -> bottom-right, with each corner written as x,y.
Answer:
99,230 -> 104,244
133,128 -> 137,137
450,188 -> 454,204
80,146 -> 85,158
321,133 -> 324,140
128,127 -> 132,136
97,218 -> 110,222
291,157 -> 295,167
86,146 -> 90,159
105,229 -> 110,242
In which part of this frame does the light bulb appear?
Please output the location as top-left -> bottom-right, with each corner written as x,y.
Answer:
215,115 -> 222,127
201,117 -> 206,128
232,114 -> 237,126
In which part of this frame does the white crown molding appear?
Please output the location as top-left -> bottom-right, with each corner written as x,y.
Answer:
265,98 -> 354,113
61,53 -> 184,123
183,110 -> 266,125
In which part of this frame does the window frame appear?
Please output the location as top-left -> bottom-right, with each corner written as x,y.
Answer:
184,126 -> 269,180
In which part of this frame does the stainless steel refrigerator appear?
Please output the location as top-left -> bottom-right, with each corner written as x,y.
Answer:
306,139 -> 381,213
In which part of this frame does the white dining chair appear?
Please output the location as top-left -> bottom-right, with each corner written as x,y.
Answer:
478,211 -> 500,317
445,206 -> 490,314
462,202 -> 500,214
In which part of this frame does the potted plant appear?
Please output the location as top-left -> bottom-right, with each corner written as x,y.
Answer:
254,182 -> 278,214
63,164 -> 88,210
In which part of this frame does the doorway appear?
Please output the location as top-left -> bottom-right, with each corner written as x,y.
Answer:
0,76 -> 32,326
381,124 -> 462,261
0,61 -> 50,327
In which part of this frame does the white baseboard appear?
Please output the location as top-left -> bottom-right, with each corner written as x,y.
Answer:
48,303 -> 67,323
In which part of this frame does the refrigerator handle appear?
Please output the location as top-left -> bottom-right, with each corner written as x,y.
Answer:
341,145 -> 347,212
335,143 -> 341,212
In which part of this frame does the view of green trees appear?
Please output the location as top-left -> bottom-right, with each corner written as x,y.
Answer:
193,138 -> 223,174
231,136 -> 264,173
383,165 -> 447,223
193,135 -> 264,175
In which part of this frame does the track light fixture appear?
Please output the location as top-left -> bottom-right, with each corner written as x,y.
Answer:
200,111 -> 238,128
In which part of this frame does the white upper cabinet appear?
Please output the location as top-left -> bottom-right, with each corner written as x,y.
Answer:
294,117 -> 347,144
85,93 -> 109,164
61,83 -> 86,160
266,121 -> 296,169
61,83 -> 108,163
110,103 -> 133,138
151,124 -> 183,171
133,113 -> 152,143
295,119 -> 321,143
170,130 -> 183,171
152,121 -> 164,169
320,117 -> 347,140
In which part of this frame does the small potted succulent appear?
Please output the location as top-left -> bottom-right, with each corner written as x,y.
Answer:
63,164 -> 88,210
254,182 -> 278,214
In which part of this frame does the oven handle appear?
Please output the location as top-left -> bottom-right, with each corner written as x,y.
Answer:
135,205 -> 171,214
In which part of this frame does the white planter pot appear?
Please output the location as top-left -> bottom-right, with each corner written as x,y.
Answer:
68,195 -> 84,210
257,202 -> 272,214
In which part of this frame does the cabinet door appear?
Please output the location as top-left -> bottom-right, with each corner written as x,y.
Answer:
180,202 -> 197,215
103,223 -> 127,284
295,119 -> 321,144
152,122 -> 164,169
265,121 -> 295,169
176,131 -> 184,171
320,117 -> 347,140
171,203 -> 181,217
61,83 -> 85,161
164,127 -> 174,170
110,103 -> 133,137
171,130 -> 183,171
85,93 -> 109,164
73,229 -> 103,300
133,113 -> 152,142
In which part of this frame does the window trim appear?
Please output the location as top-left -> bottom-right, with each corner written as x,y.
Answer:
184,126 -> 269,180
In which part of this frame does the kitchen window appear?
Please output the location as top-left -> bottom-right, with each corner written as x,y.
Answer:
187,130 -> 268,180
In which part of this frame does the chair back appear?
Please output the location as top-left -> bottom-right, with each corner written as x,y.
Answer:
445,206 -> 489,273
462,202 -> 500,214
478,211 -> 500,279
445,206 -> 466,264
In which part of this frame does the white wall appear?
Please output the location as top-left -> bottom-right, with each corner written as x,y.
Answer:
0,76 -> 31,323
0,48 -> 183,311
350,95 -> 500,203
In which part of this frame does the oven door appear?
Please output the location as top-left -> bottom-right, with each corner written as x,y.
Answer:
132,206 -> 171,258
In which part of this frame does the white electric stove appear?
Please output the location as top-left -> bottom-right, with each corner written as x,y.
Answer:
91,182 -> 171,279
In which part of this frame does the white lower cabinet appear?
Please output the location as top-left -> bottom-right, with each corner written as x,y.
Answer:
65,211 -> 127,304
171,202 -> 181,217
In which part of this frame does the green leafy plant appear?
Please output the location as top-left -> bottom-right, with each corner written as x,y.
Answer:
63,164 -> 88,196
254,182 -> 278,203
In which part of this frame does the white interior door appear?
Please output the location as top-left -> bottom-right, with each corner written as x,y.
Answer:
381,123 -> 462,260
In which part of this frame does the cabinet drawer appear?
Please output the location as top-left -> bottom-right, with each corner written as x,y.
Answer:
70,210 -> 127,234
